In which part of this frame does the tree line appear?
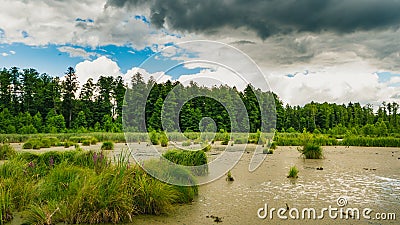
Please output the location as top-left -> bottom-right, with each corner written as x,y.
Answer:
0,67 -> 398,135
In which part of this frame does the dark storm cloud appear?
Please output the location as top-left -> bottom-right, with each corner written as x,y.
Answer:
105,0 -> 400,39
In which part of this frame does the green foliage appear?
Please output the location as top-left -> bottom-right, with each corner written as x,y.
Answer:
0,149 -> 198,224
221,132 -> 230,145
159,132 -> 169,147
201,142 -> 211,152
0,144 -> 16,160
82,140 -> 91,146
0,186 -> 13,225
342,136 -> 400,147
226,170 -> 234,181
298,143 -> 323,159
182,140 -> 191,146
101,141 -> 114,150
163,149 -> 208,176
149,130 -> 159,145
287,166 -> 299,178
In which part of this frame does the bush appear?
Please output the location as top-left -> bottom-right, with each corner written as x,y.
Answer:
298,143 -> 323,159
287,166 -> 299,178
101,141 -> 114,150
82,140 -> 91,146
0,144 -> 16,160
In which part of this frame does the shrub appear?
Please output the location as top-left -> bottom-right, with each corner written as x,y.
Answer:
270,142 -> 277,150
298,143 -> 323,159
82,140 -> 91,146
101,141 -> 114,150
287,166 -> 299,178
0,144 -> 16,160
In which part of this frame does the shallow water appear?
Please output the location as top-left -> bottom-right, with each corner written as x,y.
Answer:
9,144 -> 400,224
129,145 -> 400,225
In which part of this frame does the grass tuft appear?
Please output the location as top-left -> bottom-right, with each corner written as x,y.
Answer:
101,141 -> 114,150
298,143 -> 323,159
287,166 -> 299,178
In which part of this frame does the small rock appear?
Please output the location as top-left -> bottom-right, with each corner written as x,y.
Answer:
316,167 -> 323,170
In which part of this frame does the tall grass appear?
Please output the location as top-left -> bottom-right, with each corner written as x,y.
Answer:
0,149 -> 198,224
287,166 -> 299,178
0,144 -> 16,160
0,186 -> 12,225
342,136 -> 400,147
101,141 -> 114,150
298,143 -> 323,159
163,149 -> 208,176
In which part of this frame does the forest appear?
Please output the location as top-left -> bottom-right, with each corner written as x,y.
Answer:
0,66 -> 398,136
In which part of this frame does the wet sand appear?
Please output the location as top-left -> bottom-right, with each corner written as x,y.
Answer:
7,143 -> 400,224
131,145 -> 400,225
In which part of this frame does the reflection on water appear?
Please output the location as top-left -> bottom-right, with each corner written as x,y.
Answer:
258,172 -> 400,208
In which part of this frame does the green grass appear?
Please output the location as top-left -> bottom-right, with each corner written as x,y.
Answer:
159,132 -> 169,147
163,149 -> 208,176
287,166 -> 299,178
182,140 -> 191,146
0,186 -> 13,225
82,140 -> 91,146
298,143 -> 323,159
101,141 -> 114,150
149,130 -> 159,145
0,149 -> 198,224
0,144 -> 16,160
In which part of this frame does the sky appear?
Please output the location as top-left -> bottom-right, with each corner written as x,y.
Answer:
1,0 -> 400,107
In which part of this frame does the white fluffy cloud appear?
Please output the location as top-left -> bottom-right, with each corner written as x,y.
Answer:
72,52 -> 400,108
74,56 -> 122,86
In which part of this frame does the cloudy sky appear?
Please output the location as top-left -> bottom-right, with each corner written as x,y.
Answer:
1,0 -> 400,106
